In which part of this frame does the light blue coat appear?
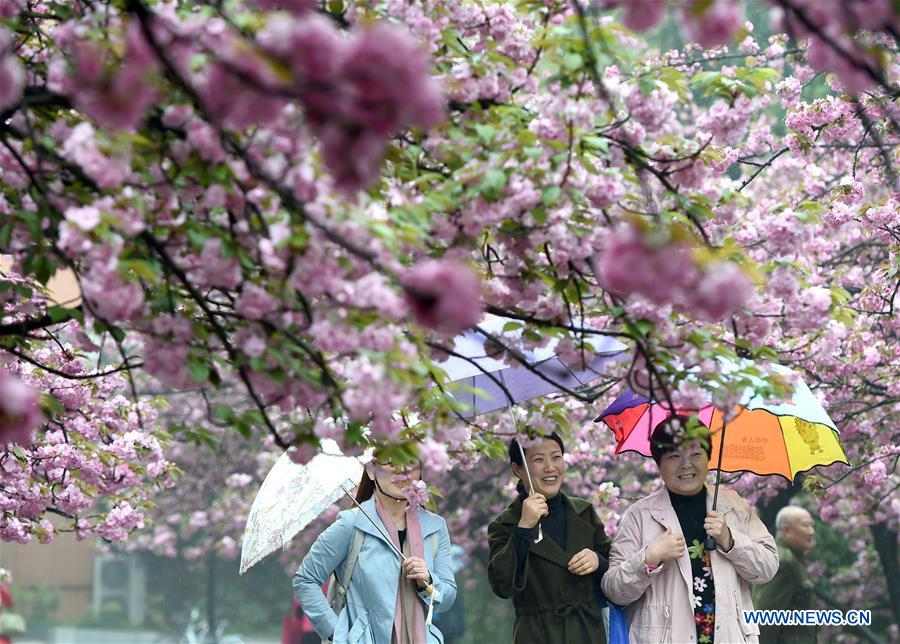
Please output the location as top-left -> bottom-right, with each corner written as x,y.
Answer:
293,498 -> 458,644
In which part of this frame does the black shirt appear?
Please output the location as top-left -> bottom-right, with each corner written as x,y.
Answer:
669,488 -> 717,644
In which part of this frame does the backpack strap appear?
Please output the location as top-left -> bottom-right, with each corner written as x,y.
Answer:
322,526 -> 365,644
343,527 -> 366,591
328,527 -> 365,612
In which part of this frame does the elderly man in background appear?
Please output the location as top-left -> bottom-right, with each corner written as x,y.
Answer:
752,506 -> 817,643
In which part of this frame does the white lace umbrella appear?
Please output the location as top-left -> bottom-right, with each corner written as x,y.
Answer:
239,440 -> 371,574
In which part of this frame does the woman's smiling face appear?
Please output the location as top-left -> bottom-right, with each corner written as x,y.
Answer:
657,439 -> 709,495
513,438 -> 566,497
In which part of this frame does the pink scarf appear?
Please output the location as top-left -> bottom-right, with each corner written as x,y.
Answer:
374,495 -> 427,644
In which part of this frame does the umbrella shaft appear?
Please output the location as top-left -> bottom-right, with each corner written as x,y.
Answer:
711,417 -> 727,511
509,403 -> 543,544
339,483 -> 406,561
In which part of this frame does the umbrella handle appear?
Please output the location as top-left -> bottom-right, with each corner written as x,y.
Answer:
515,439 -> 544,544
704,416 -> 728,552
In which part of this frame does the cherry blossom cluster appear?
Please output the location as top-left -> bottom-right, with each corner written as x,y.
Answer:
0,1 -> 897,633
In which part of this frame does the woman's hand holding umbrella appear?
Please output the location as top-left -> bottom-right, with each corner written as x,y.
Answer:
704,511 -> 734,552
517,492 -> 549,529
402,556 -> 432,583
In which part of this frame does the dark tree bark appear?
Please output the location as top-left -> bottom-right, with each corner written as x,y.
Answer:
870,521 -> 900,629
756,477 -> 804,533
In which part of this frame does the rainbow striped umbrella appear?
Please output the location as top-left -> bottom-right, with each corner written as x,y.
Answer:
596,364 -> 849,480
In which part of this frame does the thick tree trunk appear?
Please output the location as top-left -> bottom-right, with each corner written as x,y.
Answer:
756,477 -> 803,533
205,554 -> 218,644
812,587 -> 885,644
870,521 -> 900,629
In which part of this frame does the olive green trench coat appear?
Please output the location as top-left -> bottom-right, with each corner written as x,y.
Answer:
752,538 -> 817,644
488,492 -> 612,644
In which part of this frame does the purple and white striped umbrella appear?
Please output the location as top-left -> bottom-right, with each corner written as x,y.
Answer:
436,314 -> 628,417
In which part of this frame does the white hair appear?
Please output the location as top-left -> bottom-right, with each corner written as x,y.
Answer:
775,506 -> 811,532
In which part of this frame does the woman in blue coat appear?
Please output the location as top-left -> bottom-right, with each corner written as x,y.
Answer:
293,457 -> 457,644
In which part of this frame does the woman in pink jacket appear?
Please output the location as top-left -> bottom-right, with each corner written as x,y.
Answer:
601,417 -> 778,644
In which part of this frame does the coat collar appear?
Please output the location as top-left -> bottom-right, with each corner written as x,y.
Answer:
776,536 -> 806,562
352,497 -> 443,548
642,483 -> 733,515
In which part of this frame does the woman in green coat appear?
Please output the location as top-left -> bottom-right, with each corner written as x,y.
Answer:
488,433 -> 612,644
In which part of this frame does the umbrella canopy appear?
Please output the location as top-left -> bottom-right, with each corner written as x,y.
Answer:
437,314 -> 628,417
239,440 -> 371,574
596,364 -> 849,480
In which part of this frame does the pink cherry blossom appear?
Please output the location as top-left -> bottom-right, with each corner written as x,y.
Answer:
0,368 -> 43,446
690,262 -> 754,321
287,443 -> 317,465
401,260 -> 482,333
401,479 -> 430,508
864,460 -> 887,487
806,34 -> 875,95
197,237 -> 242,290
61,123 -> 131,189
680,0 -> 744,48
597,225 -> 697,305
142,337 -> 194,390
69,22 -> 159,131
0,28 -> 24,112
419,439 -> 450,472
81,267 -> 145,323
64,205 -> 101,232
235,284 -> 278,320
252,0 -> 316,16
604,0 -> 667,31
95,502 -> 145,542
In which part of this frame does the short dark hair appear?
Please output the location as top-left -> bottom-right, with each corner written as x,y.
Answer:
509,431 -> 565,466
649,415 -> 711,464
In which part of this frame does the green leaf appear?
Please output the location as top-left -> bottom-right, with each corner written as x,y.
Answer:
477,169 -> 507,202
562,52 -> 583,71
212,403 -> 234,423
474,123 -> 496,145
582,136 -> 608,152
542,186 -> 561,206
47,306 -> 73,324
632,319 -> 654,337
691,71 -> 720,91
120,259 -> 158,281
580,154 -> 600,174
233,417 -> 253,440
187,358 -> 209,383
107,325 -> 126,343
186,229 -> 208,249
0,223 -> 12,248
638,77 -> 657,97
33,254 -> 55,286
40,393 -> 65,418
743,67 -> 781,93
